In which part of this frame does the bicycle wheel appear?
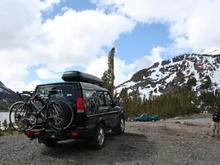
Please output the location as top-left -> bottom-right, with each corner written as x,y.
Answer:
57,100 -> 74,130
9,101 -> 37,132
46,99 -> 73,132
46,102 -> 65,132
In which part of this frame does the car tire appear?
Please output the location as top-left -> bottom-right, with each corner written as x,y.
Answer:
116,117 -> 125,134
92,124 -> 105,150
43,139 -> 58,147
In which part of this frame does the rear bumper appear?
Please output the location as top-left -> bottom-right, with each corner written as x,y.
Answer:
25,126 -> 95,143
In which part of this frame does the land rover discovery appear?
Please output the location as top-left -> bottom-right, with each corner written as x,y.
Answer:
24,71 -> 125,149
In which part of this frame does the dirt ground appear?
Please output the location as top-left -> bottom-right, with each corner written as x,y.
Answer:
0,113 -> 220,165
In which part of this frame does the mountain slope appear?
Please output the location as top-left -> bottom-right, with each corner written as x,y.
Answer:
116,53 -> 220,98
0,81 -> 18,102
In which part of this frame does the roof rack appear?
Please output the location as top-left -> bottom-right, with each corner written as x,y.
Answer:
62,71 -> 103,86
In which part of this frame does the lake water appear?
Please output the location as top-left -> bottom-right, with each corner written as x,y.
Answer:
0,112 -> 9,122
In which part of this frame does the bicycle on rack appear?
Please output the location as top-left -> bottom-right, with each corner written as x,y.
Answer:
9,90 -> 73,132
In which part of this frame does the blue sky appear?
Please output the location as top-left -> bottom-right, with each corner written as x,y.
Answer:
114,23 -> 170,63
0,0 -> 220,91
42,0 -> 171,62
42,0 -> 97,19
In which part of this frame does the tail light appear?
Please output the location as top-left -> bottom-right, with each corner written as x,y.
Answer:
24,130 -> 40,138
67,131 -> 78,138
76,96 -> 85,113
25,130 -> 34,137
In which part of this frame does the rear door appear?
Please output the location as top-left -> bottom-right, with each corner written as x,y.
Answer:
83,89 -> 98,129
103,92 -> 119,128
84,89 -> 119,129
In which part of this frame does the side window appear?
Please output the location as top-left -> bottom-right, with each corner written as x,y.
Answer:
83,90 -> 97,114
104,92 -> 113,106
97,92 -> 105,106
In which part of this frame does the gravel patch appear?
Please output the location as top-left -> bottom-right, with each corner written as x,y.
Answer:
0,115 -> 219,165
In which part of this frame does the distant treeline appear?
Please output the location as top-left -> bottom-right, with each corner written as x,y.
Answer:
118,88 -> 220,119
0,100 -> 10,111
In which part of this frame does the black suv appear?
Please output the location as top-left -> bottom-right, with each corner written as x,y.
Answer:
25,71 -> 125,149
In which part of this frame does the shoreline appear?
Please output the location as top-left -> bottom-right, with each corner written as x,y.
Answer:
0,110 -> 9,112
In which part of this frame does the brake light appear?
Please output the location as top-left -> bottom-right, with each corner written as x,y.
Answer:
25,130 -> 34,137
67,131 -> 78,138
76,96 -> 85,113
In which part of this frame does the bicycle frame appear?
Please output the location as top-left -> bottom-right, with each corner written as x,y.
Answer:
13,90 -> 66,132
29,99 -> 49,122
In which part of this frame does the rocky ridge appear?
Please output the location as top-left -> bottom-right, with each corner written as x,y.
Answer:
116,53 -> 220,98
0,81 -> 17,103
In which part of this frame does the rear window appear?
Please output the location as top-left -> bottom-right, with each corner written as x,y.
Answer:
35,84 -> 77,103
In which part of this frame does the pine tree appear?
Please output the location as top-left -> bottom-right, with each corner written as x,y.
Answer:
200,76 -> 212,89
119,88 -> 129,119
102,48 -> 115,97
186,77 -> 197,90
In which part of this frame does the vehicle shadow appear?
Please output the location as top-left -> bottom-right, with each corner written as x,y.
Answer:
41,132 -> 156,164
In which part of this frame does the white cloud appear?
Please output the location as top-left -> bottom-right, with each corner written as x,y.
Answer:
0,0 -> 59,50
41,0 -> 61,10
137,47 -> 164,69
85,56 -> 137,85
41,9 -> 135,69
93,0 -> 196,23
114,58 -> 136,85
93,0 -> 220,53
185,2 -> 220,51
85,56 -> 135,86
0,1 -> 135,91
26,80 -> 42,91
0,61 -> 28,91
36,68 -> 59,80
85,56 -> 108,79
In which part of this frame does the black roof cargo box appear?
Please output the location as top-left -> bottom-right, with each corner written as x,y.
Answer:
62,71 -> 103,86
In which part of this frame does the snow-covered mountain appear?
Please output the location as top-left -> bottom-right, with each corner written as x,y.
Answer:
116,53 -> 220,98
0,81 -> 17,102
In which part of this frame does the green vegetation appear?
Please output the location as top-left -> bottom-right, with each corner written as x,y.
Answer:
102,48 -> 115,97
0,100 -> 10,111
0,120 -> 15,136
199,91 -> 220,112
200,75 -> 212,89
119,89 -> 200,119
186,77 -> 197,89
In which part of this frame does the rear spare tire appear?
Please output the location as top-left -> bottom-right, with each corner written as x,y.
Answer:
46,99 -> 73,132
